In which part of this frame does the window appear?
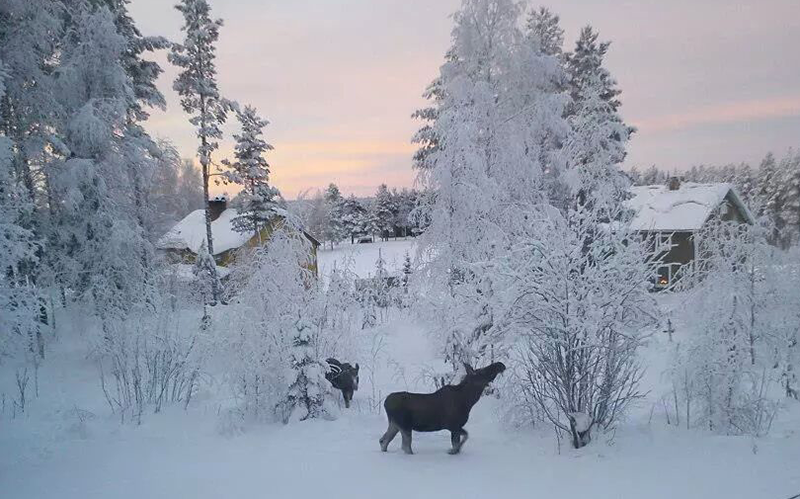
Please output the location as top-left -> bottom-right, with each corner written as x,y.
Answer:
655,233 -> 674,254
656,265 -> 670,288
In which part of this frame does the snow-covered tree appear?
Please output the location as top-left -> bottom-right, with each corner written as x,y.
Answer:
193,240 -> 221,306
169,0 -> 232,303
372,184 -> 396,240
563,68 -> 632,214
225,228 -> 330,423
339,195 -> 368,243
525,7 -> 564,58
563,26 -> 632,214
283,312 -> 329,422
148,143 -> 205,236
298,189 -> 330,247
222,105 -> 280,238
177,159 -> 205,212
322,183 -> 345,247
776,150 -> 800,246
47,3 -> 156,325
321,260 -> 360,350
0,135 -> 43,362
669,219 -> 790,435
414,0 -> 569,372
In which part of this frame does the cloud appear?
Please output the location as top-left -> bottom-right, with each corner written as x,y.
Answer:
207,139 -> 416,199
634,95 -> 800,133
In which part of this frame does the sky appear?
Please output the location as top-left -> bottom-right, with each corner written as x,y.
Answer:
130,0 -> 800,199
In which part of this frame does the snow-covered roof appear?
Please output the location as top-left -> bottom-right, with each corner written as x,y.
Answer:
626,182 -> 754,232
157,206 -> 289,255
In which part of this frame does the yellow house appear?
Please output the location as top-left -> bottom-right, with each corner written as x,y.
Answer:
156,196 -> 320,275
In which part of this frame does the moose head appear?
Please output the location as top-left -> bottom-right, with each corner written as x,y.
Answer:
461,361 -> 506,389
325,358 -> 359,408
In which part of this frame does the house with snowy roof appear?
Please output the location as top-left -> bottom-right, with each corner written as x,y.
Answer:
156,195 -> 320,274
626,177 -> 754,288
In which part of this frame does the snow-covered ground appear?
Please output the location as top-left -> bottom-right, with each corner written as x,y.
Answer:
318,238 -> 417,279
2,241 -> 800,499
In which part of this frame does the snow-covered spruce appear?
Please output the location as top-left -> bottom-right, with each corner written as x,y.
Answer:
221,105 -> 281,238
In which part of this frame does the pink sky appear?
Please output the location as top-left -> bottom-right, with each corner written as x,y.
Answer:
131,0 -> 800,199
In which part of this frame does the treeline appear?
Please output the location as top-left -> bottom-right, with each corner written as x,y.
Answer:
293,183 -> 426,247
631,149 -> 800,247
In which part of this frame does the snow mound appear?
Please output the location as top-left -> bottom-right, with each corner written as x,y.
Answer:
569,412 -> 592,432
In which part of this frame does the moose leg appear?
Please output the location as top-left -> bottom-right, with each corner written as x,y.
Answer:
400,429 -> 414,455
379,421 -> 400,452
447,429 -> 469,455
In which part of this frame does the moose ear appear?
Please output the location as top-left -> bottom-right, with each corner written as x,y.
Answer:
463,363 -> 474,375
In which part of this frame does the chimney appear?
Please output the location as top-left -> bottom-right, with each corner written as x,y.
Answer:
667,176 -> 681,191
208,194 -> 228,222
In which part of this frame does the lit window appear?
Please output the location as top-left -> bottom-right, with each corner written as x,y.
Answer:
656,266 -> 670,287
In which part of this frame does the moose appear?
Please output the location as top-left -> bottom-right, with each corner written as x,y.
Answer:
379,362 -> 506,455
325,358 -> 359,408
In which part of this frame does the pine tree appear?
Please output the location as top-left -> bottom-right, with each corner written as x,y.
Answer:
566,26 -> 625,117
323,183 -> 345,247
411,73 -> 448,172
373,184 -> 396,240
563,26 -> 632,214
776,150 -> 800,246
525,7 -> 564,58
283,313 -> 329,422
564,69 -> 632,213
340,195 -> 368,243
401,251 -> 412,288
169,0 -> 231,303
47,3 -> 155,324
193,240 -> 221,306
222,105 -> 280,238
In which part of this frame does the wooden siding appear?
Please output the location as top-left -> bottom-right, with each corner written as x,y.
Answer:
160,217 -> 319,276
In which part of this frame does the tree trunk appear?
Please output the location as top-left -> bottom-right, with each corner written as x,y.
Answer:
199,95 -> 221,305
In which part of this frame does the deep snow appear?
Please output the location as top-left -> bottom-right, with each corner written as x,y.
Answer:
2,241 -> 799,499
317,238 -> 417,279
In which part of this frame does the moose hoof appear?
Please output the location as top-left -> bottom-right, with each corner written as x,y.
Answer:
447,448 -> 460,455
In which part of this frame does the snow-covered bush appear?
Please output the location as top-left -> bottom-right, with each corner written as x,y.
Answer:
668,220 -> 800,435
495,203 -> 659,448
223,228 -> 332,424
97,294 -> 207,425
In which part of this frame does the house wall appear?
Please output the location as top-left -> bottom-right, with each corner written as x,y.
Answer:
642,230 -> 696,287
667,231 -> 695,265
217,220 -> 319,276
